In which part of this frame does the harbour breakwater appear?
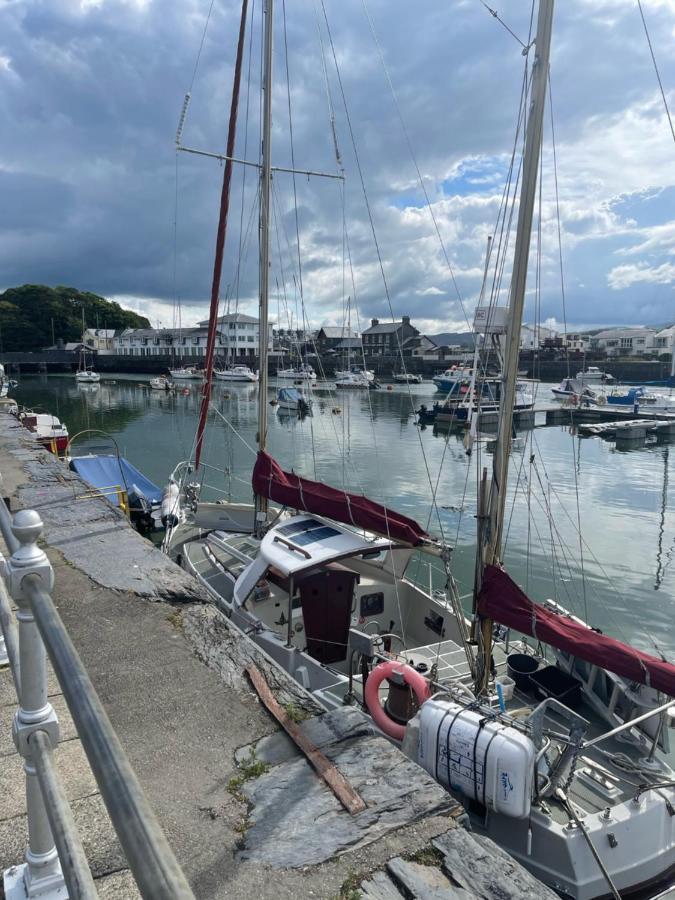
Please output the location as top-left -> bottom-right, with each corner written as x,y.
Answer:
1,349 -> 672,383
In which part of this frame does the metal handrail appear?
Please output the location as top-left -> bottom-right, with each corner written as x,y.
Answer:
0,574 -> 20,699
0,496 -> 20,553
24,574 -> 195,900
30,729 -> 98,899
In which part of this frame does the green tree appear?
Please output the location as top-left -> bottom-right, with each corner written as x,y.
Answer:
0,285 -> 150,351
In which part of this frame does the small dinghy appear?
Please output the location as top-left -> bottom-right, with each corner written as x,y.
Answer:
69,454 -> 163,533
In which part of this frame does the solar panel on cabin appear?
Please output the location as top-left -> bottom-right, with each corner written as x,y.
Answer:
292,525 -> 342,546
277,518 -> 323,537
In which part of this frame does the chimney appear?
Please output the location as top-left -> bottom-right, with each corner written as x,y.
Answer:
402,315 -> 410,326
371,318 -> 379,327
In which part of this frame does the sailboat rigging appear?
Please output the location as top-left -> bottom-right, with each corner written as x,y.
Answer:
194,0 -> 249,470
162,2 -> 675,897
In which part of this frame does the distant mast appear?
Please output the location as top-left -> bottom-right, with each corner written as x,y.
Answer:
194,0 -> 249,469
254,0 -> 274,533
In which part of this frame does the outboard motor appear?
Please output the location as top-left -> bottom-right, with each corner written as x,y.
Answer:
160,481 -> 180,528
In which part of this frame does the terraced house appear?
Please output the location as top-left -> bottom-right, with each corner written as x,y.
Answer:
362,316 -> 419,356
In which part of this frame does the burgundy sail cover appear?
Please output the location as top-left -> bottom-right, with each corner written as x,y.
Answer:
478,565 -> 675,696
252,451 -> 429,546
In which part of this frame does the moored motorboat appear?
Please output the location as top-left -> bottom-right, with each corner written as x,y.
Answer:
432,365 -> 474,393
69,453 -> 162,533
214,365 -> 258,383
169,366 -> 204,380
393,372 -> 422,384
576,366 -> 614,383
150,375 -> 175,391
276,364 -> 316,381
276,386 -> 312,413
335,366 -> 375,383
335,371 -> 370,389
17,410 -> 69,454
551,377 -> 599,403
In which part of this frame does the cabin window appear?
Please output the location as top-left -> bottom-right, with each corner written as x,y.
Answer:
424,609 -> 444,637
360,592 -> 384,618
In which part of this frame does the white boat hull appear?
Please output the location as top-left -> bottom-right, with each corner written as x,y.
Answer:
276,369 -> 316,381
214,367 -> 258,383
393,374 -> 422,384
169,369 -> 203,381
75,371 -> 100,383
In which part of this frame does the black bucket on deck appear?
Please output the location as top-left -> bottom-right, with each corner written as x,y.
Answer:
506,653 -> 539,690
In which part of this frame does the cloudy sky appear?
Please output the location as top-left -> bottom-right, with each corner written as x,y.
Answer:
1,0 -> 674,335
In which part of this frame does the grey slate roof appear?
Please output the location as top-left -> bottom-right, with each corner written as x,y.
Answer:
363,320 -> 418,335
317,326 -> 358,339
197,313 -> 258,326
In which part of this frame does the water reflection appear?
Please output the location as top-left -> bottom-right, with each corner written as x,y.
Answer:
10,375 -> 675,657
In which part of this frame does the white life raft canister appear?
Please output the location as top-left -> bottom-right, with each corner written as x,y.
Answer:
160,482 -> 180,527
416,698 -> 535,818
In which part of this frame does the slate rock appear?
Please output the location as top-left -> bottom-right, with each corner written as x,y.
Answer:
387,857 -> 475,899
360,870 -> 405,899
433,829 -> 558,899
240,734 -> 455,868
235,706 -> 374,768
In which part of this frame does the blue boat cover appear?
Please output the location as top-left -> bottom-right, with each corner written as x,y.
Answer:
69,455 -> 162,507
607,387 -> 644,405
278,387 -> 303,403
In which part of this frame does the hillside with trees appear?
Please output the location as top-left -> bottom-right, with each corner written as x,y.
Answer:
0,285 -> 150,352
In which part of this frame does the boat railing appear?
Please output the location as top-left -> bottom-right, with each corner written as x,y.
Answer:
0,498 -> 195,899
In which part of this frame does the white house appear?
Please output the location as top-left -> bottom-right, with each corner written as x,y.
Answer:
196,313 -> 273,355
590,327 -> 656,357
520,323 -> 557,350
84,328 -> 116,355
562,333 -> 591,352
114,314 -> 273,358
653,326 -> 675,353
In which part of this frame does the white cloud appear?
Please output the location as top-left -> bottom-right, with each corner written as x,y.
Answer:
1,0 -> 674,335
608,262 -> 675,290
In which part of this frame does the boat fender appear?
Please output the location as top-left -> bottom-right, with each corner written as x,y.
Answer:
161,482 -> 180,528
365,660 -> 431,741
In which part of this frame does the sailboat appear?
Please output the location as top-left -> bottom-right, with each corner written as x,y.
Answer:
74,309 -> 101,383
164,2 -> 675,897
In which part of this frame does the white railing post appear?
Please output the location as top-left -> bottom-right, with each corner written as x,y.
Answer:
3,509 -> 65,900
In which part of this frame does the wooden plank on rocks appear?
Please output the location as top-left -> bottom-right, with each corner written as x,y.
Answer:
245,663 -> 367,815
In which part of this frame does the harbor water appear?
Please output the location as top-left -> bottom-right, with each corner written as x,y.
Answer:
12,373 -> 675,661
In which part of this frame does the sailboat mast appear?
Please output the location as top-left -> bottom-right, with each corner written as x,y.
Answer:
486,0 -> 554,565
475,0 -> 554,693
255,0 -> 274,527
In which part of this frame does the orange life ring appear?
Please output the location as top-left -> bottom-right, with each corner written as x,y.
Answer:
364,660 -> 431,740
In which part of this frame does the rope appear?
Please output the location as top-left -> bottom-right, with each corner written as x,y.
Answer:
360,0 -> 474,339
479,1 -> 527,49
636,0 -> 675,146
